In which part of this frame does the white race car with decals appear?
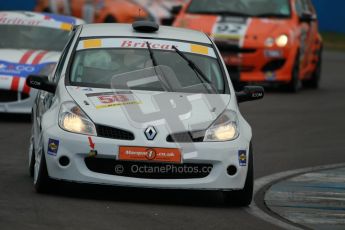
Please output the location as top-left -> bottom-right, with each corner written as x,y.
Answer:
0,11 -> 83,113
27,21 -> 264,206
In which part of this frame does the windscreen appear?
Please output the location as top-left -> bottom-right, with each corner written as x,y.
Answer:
0,25 -> 71,51
187,0 -> 291,18
70,38 -> 227,94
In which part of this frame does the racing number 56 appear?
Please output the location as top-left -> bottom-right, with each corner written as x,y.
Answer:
98,95 -> 128,104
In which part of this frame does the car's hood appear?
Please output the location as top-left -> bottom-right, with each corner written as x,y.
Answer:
67,86 -> 231,133
0,49 -> 60,92
176,14 -> 288,45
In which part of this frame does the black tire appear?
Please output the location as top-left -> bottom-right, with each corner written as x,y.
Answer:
285,53 -> 300,93
34,151 -> 52,193
29,142 -> 35,177
104,15 -> 117,23
223,144 -> 253,207
302,47 -> 322,89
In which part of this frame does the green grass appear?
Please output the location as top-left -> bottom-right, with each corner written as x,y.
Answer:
321,32 -> 345,52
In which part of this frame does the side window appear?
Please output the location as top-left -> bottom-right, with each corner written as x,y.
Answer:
295,0 -> 303,17
53,31 -> 76,83
304,0 -> 315,14
301,0 -> 311,13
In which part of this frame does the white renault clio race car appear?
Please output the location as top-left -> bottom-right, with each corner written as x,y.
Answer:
27,21 -> 263,206
0,11 -> 83,113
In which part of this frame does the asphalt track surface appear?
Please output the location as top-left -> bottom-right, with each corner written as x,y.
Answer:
0,51 -> 344,230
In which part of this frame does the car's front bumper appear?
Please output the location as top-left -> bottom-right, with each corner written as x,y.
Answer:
43,125 -> 251,191
219,45 -> 295,84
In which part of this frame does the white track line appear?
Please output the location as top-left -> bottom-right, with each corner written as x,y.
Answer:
245,163 -> 345,230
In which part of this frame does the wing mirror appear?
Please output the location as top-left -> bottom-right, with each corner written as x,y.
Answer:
300,12 -> 315,23
26,75 -> 57,94
171,5 -> 183,15
236,86 -> 264,103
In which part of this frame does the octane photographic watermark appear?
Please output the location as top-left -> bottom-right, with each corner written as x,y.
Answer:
110,65 -> 227,154
114,164 -> 212,175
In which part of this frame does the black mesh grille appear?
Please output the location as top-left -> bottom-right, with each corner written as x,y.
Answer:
0,89 -> 18,102
96,124 -> 135,140
21,92 -> 30,100
227,65 -> 255,73
262,59 -> 286,72
0,90 -> 30,102
166,132 -> 204,143
85,158 -> 213,179
216,43 -> 256,54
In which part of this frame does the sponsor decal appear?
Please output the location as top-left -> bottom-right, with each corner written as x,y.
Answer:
78,38 -> 217,58
0,16 -> 72,30
265,71 -> 276,81
48,139 -> 59,156
118,146 -> 182,163
83,39 -> 102,49
238,150 -> 247,166
0,16 -> 41,25
212,16 -> 249,45
0,61 -> 55,77
264,50 -> 283,58
120,40 -> 175,50
86,92 -> 142,109
212,16 -> 250,78
41,13 -> 77,25
190,44 -> 209,55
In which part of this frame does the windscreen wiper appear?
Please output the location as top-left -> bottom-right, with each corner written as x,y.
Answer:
146,42 -> 171,91
172,45 -> 217,93
214,11 -> 251,17
146,41 -> 158,66
254,13 -> 289,18
189,11 -> 251,17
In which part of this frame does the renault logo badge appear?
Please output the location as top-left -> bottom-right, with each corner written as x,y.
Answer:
145,126 -> 157,140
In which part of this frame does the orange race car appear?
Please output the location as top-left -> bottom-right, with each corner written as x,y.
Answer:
173,0 -> 322,91
35,0 -> 186,25
35,0 -> 152,23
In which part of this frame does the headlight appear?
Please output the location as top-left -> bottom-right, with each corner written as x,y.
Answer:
276,34 -> 288,47
58,101 -> 97,136
204,110 -> 239,142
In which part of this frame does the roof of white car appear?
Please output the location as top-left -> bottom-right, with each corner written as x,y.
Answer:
79,23 -> 212,44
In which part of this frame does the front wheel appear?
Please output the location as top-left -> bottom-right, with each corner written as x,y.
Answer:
33,146 -> 52,193
223,144 -> 253,206
302,47 -> 322,89
285,54 -> 300,93
28,136 -> 35,177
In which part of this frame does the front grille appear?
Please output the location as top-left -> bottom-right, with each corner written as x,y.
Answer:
166,131 -> 204,143
85,158 -> 213,179
0,89 -> 18,102
262,59 -> 286,72
21,92 -> 30,100
228,65 -> 255,73
96,124 -> 135,140
0,90 -> 30,103
216,43 -> 256,54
